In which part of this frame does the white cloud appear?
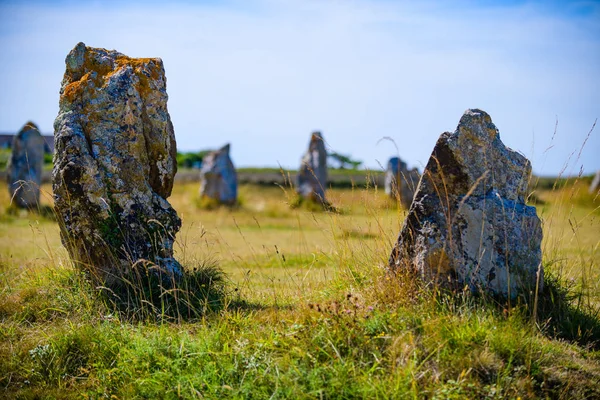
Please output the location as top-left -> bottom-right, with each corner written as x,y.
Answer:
0,0 -> 598,174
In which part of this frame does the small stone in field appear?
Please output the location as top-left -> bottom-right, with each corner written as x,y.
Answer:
7,122 -> 45,209
199,143 -> 238,205
384,156 -> 420,208
297,131 -> 328,203
590,170 -> 600,194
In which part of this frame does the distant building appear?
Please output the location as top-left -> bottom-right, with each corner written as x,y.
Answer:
0,133 -> 54,153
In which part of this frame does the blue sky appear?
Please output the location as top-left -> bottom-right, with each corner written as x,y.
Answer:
0,0 -> 598,175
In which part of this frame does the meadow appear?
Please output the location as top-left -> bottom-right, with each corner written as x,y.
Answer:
0,175 -> 599,399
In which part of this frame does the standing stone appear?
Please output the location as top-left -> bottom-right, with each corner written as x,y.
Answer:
590,170 -> 600,194
7,122 -> 45,209
297,131 -> 327,203
53,42 -> 181,285
389,109 -> 543,298
199,143 -> 238,205
384,157 -> 420,208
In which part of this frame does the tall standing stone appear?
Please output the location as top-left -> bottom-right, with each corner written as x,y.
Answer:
384,157 -> 420,208
53,42 -> 181,285
590,170 -> 600,194
199,143 -> 238,205
389,109 -> 543,298
297,131 -> 327,203
7,122 -> 45,209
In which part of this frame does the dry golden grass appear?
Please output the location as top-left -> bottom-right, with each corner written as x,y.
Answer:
1,180 -> 597,304
171,183 -> 404,305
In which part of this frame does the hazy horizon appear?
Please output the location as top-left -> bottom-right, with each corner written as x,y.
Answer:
1,0 -> 598,176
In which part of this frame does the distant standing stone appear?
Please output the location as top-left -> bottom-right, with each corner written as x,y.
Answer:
199,143 -> 238,205
53,42 -> 182,285
7,122 -> 45,209
384,157 -> 420,209
389,109 -> 543,298
590,170 -> 600,194
297,131 -> 327,203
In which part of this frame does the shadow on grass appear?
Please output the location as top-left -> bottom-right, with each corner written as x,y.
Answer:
534,273 -> 600,350
433,272 -> 600,350
226,298 -> 294,312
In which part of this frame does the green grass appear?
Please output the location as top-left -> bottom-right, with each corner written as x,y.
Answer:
0,148 -> 53,171
0,178 -> 598,399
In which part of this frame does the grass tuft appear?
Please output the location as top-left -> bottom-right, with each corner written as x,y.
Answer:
289,193 -> 341,213
99,259 -> 227,322
195,195 -> 243,210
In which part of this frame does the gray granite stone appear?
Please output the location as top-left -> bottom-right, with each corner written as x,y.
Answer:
297,131 -> 327,203
590,170 -> 600,194
7,122 -> 45,209
389,109 -> 543,298
384,157 -> 420,208
199,143 -> 238,205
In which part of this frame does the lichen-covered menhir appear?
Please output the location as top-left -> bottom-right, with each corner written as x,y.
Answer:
53,42 -> 182,285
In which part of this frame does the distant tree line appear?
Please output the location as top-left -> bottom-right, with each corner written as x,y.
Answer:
176,150 -> 363,170
176,150 -> 212,169
1,147 -> 364,172
327,151 -> 362,170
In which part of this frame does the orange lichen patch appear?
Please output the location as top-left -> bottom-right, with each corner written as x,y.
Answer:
115,56 -> 162,97
62,72 -> 92,102
62,45 -> 164,103
82,51 -> 113,80
90,56 -> 163,98
115,55 -> 160,74
136,74 -> 153,98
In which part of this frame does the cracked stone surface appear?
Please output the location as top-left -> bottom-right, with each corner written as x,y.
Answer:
389,109 -> 543,297
53,42 -> 182,284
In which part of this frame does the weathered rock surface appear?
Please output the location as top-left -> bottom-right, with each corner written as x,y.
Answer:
199,143 -> 238,205
7,122 -> 45,208
53,42 -> 181,284
389,109 -> 543,298
297,131 -> 327,203
590,170 -> 600,194
384,157 -> 420,208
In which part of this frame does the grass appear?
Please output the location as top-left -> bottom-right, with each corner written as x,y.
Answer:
0,176 -> 598,398
0,148 -> 53,171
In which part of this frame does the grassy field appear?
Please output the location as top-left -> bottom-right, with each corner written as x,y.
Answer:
0,177 -> 598,399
